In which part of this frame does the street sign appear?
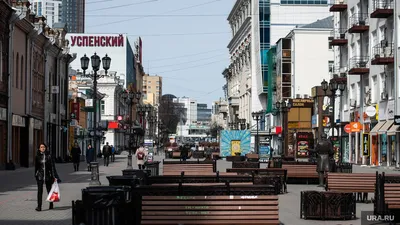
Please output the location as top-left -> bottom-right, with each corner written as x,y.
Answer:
350,122 -> 362,132
344,124 -> 351,134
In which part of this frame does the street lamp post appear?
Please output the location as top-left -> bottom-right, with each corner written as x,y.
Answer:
321,79 -> 346,161
81,53 -> 111,186
121,90 -> 142,169
251,111 -> 264,154
275,101 -> 291,157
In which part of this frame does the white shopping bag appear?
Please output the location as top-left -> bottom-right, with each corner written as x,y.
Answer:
46,181 -> 60,202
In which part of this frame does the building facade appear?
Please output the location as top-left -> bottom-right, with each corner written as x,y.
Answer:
142,74 -> 162,106
224,0 -> 331,150
331,0 -> 399,167
31,0 -> 62,29
62,0 -> 85,33
0,0 -> 13,168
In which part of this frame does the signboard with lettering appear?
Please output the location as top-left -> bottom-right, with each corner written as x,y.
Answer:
363,133 -> 370,156
289,98 -> 314,108
70,35 -> 124,47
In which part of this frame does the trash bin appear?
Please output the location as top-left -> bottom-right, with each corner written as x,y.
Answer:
144,161 -> 160,176
81,186 -> 132,225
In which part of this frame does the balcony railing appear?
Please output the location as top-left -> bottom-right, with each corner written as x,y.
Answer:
371,0 -> 394,18
371,42 -> 394,65
348,14 -> 369,33
329,0 -> 348,12
330,28 -> 348,46
348,56 -> 370,75
330,66 -> 348,78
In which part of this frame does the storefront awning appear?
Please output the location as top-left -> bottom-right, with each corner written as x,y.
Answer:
378,120 -> 394,134
387,123 -> 400,136
370,121 -> 386,135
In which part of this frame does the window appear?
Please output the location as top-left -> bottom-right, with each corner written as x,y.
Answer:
15,53 -> 19,88
328,61 -> 334,73
156,86 -> 159,89
148,86 -> 151,89
148,81 -> 151,84
372,30 -> 378,47
148,91 -> 151,93
372,75 -> 378,103
0,41 -> 2,82
350,83 -> 356,101
280,0 -> 328,4
389,72 -> 394,98
20,56 -> 23,89
380,72 -> 386,100
156,81 -> 159,84
100,100 -> 105,115
356,82 -> 361,106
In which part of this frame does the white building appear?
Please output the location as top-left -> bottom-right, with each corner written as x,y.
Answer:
331,0 -> 399,167
224,0 -> 331,148
174,97 -> 211,142
66,33 -> 137,149
31,0 -> 62,28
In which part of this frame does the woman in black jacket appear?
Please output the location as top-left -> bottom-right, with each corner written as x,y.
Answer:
34,143 -> 61,211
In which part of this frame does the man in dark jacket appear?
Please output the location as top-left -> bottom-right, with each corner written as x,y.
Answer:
34,143 -> 61,211
102,142 -> 111,167
71,143 -> 81,171
315,133 -> 334,186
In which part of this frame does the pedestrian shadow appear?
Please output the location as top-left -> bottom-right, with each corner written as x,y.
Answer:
51,205 -> 72,211
0,219 -> 71,225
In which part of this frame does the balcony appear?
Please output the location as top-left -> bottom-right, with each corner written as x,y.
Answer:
348,14 -> 369,33
371,41 -> 394,65
371,0 -> 394,18
330,0 -> 347,12
348,57 -> 369,75
330,28 -> 348,46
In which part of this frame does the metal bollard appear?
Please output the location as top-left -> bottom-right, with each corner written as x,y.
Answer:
89,162 -> 101,186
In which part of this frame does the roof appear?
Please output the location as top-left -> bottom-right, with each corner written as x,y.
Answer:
300,16 -> 333,29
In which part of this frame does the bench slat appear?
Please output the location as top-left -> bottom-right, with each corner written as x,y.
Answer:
142,206 -> 278,211
143,196 -> 278,200
142,215 -> 279,220
141,220 -> 280,224
142,210 -> 278,215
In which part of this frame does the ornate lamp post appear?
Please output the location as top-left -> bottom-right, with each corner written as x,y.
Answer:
121,90 -> 142,169
251,110 -> 264,154
238,118 -> 246,130
275,101 -> 291,157
321,79 -> 346,161
81,53 -> 111,186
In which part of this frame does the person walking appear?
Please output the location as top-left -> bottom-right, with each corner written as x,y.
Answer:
34,143 -> 61,211
86,144 -> 94,171
102,142 -> 111,167
135,145 -> 147,170
111,145 -> 115,162
71,143 -> 81,171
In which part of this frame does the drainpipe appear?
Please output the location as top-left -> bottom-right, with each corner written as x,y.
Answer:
6,11 -> 19,170
43,43 -> 50,145
56,50 -> 62,158
394,0 -> 399,168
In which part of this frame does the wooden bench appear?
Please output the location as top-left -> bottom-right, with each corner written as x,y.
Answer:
326,173 -> 376,202
282,164 -> 318,184
151,182 -> 254,186
163,164 -> 214,175
384,183 -> 400,210
227,168 -> 287,193
140,195 -> 280,224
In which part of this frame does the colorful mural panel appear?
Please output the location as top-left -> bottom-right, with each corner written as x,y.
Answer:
220,130 -> 251,157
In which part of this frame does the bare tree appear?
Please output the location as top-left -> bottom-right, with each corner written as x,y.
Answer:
158,95 -> 186,134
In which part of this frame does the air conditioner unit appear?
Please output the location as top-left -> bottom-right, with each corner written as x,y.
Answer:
340,33 -> 346,39
359,20 -> 366,26
303,94 -> 309,99
296,94 -> 301,99
339,0 -> 344,4
364,86 -> 371,93
384,47 -> 392,57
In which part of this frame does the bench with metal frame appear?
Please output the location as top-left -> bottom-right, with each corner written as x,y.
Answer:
140,195 -> 280,225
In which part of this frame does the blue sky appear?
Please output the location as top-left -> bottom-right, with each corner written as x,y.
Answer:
85,0 -> 235,106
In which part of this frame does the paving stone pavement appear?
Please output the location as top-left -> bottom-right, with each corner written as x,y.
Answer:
0,155 -> 132,225
0,153 -> 399,225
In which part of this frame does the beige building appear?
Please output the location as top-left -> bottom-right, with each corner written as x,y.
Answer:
142,74 -> 162,106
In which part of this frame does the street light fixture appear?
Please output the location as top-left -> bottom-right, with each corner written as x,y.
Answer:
275,101 -> 291,156
121,90 -> 142,169
321,78 -> 346,162
81,53 -> 111,186
251,110 -> 264,154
